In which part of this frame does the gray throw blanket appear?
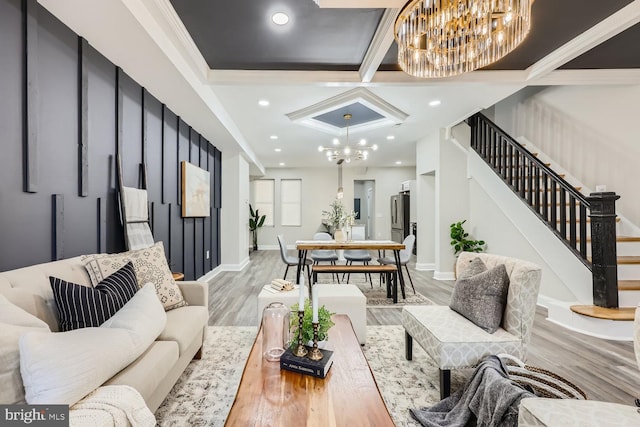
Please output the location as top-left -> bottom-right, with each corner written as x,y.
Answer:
410,356 -> 534,427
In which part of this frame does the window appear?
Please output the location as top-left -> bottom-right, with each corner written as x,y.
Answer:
280,179 -> 301,226
251,179 -> 274,226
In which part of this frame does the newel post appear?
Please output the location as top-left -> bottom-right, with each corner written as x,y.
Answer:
587,192 -> 620,308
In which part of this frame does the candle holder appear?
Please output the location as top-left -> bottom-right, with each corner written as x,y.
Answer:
307,322 -> 324,361
292,310 -> 308,357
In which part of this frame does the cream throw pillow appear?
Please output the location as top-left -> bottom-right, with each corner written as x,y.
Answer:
82,241 -> 187,311
19,283 -> 166,406
0,295 -> 50,404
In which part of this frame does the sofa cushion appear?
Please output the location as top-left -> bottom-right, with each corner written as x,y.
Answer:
449,263 -> 509,333
82,241 -> 187,311
105,341 -> 179,402
157,305 -> 208,355
19,284 -> 166,406
0,295 -> 50,405
50,262 -> 138,331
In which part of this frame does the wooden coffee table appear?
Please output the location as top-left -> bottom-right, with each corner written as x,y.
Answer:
225,314 -> 394,426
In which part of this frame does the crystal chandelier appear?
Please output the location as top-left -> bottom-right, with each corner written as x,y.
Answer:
395,0 -> 534,78
317,114 -> 378,163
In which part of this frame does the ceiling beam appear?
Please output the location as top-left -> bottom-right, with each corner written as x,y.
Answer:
526,0 -> 640,81
312,0 -> 407,7
359,8 -> 400,83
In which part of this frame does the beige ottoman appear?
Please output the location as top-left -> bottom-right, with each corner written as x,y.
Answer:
257,285 -> 309,325
314,284 -> 366,345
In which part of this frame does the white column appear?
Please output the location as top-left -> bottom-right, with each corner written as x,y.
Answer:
221,154 -> 250,270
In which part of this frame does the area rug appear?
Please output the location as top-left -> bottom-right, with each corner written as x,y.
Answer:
155,325 -> 467,426
314,275 -> 433,307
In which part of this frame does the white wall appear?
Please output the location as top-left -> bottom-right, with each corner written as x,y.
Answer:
494,85 -> 640,227
252,166 -> 415,249
221,154 -> 250,269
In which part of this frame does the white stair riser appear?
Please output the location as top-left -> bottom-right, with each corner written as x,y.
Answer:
619,290 -> 640,308
617,264 -> 640,280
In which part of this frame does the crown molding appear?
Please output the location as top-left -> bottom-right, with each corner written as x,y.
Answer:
359,8 -> 400,83
527,0 -> 640,81
531,69 -> 640,85
286,87 -> 408,136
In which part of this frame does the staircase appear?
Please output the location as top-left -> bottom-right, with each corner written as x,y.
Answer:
469,113 -> 640,325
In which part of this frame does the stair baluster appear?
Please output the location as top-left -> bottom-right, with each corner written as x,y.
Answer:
469,113 -> 620,308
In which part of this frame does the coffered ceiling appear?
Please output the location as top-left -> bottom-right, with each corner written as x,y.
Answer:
40,0 -> 640,174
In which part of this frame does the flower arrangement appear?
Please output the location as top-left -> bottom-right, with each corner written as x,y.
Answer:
290,299 -> 335,343
321,198 -> 357,235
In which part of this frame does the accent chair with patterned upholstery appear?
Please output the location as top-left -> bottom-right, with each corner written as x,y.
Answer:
403,252 -> 542,399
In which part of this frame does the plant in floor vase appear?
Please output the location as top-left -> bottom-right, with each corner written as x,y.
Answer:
290,299 -> 335,345
450,220 -> 486,255
249,204 -> 266,251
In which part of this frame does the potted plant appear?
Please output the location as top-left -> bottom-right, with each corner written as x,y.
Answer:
249,204 -> 266,251
290,299 -> 335,346
450,220 -> 485,255
321,198 -> 346,237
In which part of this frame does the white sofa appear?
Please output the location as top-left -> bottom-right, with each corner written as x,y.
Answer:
0,254 -> 209,413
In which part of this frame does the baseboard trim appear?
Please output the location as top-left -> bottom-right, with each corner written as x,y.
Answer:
415,263 -> 435,271
220,257 -> 250,272
433,271 -> 455,281
256,245 -> 279,251
199,266 -> 223,282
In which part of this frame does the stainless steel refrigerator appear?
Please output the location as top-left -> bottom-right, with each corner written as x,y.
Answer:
390,193 -> 410,244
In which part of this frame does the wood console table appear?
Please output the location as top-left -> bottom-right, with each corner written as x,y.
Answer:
225,315 -> 394,426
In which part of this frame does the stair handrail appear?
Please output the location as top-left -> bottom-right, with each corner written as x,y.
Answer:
468,112 -> 620,308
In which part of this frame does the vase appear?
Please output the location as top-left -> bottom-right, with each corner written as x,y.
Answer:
262,302 -> 290,362
334,229 -> 346,242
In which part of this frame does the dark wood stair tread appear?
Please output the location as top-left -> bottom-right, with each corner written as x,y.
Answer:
570,305 -> 635,321
619,280 -> 640,291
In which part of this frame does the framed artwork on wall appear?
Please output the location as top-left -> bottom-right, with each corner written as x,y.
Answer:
181,161 -> 210,217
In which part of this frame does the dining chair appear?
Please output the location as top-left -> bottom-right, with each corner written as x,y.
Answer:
377,234 -> 416,294
343,226 -> 373,286
277,235 -> 311,283
310,232 -> 340,283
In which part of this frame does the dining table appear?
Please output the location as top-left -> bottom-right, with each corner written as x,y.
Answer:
295,239 -> 406,298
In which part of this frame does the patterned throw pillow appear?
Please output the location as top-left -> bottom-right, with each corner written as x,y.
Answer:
449,263 -> 509,333
81,241 -> 187,311
50,262 -> 139,331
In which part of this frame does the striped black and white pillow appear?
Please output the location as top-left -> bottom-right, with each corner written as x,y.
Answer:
49,261 -> 138,331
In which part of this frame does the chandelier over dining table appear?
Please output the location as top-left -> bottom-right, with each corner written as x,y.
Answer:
318,114 -> 378,163
395,0 -> 534,78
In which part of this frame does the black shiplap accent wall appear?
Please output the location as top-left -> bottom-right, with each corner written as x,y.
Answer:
0,0 -> 222,278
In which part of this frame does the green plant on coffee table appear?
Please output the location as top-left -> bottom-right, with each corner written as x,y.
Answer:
290,299 -> 335,344
450,220 -> 486,255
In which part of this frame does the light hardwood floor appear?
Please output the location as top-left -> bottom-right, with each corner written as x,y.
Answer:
207,249 -> 639,405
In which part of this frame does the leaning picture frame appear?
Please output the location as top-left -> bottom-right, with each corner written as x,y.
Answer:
181,161 -> 210,217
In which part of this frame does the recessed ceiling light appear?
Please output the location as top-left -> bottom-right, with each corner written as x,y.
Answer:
429,100 -> 441,107
279,162 -> 285,166
395,161 -> 402,165
272,12 -> 289,25
270,135 -> 278,140
359,139 -> 367,145
332,138 -> 339,145
274,148 -> 281,152
258,99 -> 270,107
386,135 -> 395,140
